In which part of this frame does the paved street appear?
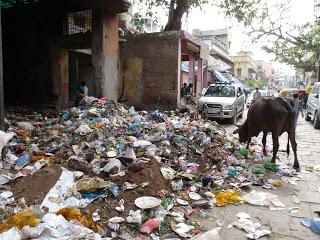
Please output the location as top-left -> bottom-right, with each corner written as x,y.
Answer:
199,111 -> 320,240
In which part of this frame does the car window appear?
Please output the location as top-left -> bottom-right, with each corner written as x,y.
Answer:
205,86 -> 236,97
312,85 -> 319,94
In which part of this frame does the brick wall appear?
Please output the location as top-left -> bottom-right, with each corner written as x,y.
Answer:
120,33 -> 180,109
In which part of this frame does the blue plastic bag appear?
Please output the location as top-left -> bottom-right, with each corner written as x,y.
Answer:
301,218 -> 320,234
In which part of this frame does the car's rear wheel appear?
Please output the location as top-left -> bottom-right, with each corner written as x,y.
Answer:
314,111 -> 320,129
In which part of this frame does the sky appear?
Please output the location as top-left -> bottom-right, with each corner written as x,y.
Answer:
181,0 -> 315,61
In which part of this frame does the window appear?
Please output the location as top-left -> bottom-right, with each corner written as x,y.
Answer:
237,68 -> 241,76
312,85 -> 319,94
64,9 -> 92,35
205,86 -> 236,97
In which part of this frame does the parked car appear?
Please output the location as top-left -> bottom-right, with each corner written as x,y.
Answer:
197,83 -> 245,123
245,90 -> 271,108
305,82 -> 320,129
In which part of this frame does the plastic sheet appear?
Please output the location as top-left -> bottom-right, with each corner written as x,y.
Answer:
0,208 -> 40,233
56,207 -> 94,229
301,218 -> 320,234
214,190 -> 244,207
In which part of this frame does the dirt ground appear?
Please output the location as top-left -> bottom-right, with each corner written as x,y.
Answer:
84,160 -> 170,221
10,165 -> 62,205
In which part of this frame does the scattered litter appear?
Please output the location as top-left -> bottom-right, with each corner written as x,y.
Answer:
233,213 -> 271,239
140,218 -> 161,234
214,190 -> 243,206
135,196 -> 161,209
0,97 -> 308,239
191,227 -> 221,240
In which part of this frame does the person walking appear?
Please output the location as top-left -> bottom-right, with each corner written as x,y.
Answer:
292,93 -> 304,128
180,83 -> 190,106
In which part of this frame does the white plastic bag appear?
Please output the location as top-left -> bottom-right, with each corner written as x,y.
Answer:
0,131 -> 15,157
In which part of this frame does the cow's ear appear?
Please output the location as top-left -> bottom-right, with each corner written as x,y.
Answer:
233,128 -> 240,134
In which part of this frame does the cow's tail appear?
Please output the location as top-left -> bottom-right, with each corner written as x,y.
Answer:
287,134 -> 290,157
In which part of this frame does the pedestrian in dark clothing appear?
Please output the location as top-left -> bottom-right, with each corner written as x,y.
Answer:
292,93 -> 304,128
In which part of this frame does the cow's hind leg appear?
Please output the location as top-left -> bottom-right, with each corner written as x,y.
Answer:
262,131 -> 267,155
289,131 -> 300,170
271,132 -> 279,164
246,136 -> 251,149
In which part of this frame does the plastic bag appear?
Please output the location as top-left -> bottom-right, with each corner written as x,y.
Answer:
126,210 -> 142,225
214,190 -> 244,207
0,208 -> 40,233
140,218 -> 161,234
238,148 -> 249,157
15,153 -> 30,170
16,122 -> 34,132
0,131 -> 15,158
301,218 -> 320,234
75,177 -> 108,193
76,124 -> 93,135
263,158 -> 278,172
56,207 -> 94,229
191,227 -> 221,240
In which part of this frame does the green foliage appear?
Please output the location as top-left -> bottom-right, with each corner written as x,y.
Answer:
219,0 -> 260,26
248,1 -> 320,73
129,0 -> 258,31
244,79 -> 265,89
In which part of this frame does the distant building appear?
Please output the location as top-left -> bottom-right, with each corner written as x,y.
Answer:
192,29 -> 233,71
274,65 -> 297,89
120,6 -> 163,34
255,60 -> 274,85
231,52 -> 257,80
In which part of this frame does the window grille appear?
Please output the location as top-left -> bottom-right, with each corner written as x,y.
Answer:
64,9 -> 92,35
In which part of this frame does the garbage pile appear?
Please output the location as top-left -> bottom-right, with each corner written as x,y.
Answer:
0,97 -> 302,239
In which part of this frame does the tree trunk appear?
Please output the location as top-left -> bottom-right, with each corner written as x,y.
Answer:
164,0 -> 190,31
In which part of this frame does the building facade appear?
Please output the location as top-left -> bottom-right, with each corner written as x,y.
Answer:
2,0 -> 129,109
255,60 -> 274,86
192,29 -> 233,71
119,31 -> 206,108
231,52 -> 257,81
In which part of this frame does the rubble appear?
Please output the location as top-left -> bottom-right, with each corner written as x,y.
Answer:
0,97 -> 305,238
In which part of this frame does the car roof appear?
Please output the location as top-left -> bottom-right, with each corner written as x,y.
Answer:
208,83 -> 240,87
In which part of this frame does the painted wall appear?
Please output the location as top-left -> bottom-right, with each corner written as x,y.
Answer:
120,33 -> 180,109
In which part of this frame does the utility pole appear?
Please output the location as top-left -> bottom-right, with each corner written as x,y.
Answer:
0,8 -> 4,131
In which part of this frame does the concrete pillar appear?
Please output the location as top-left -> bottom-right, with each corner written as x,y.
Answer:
197,58 -> 203,94
177,39 -> 182,105
188,55 -> 194,84
92,10 -> 119,100
0,8 -> 4,130
51,46 -> 69,110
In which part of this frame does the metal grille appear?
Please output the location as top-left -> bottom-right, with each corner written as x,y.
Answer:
64,9 -> 92,35
206,104 -> 222,109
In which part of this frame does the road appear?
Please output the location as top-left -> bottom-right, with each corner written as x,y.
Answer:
199,110 -> 320,240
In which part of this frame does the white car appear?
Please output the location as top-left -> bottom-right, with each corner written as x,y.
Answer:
197,83 -> 245,123
245,90 -> 271,108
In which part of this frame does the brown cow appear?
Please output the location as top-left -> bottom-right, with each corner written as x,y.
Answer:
233,97 -> 299,169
